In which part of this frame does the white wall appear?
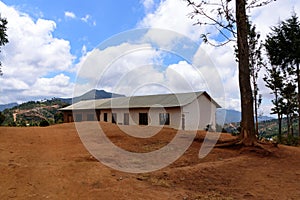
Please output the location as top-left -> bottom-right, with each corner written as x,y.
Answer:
98,107 -> 182,129
182,95 -> 217,130
86,94 -> 218,131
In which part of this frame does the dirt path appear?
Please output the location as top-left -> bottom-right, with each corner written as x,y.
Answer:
0,122 -> 300,199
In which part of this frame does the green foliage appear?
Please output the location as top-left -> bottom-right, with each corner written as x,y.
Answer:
264,13 -> 300,140
0,14 -> 9,75
54,112 -> 64,123
0,98 -> 70,127
39,119 -> 50,127
0,111 -> 5,124
281,135 -> 299,146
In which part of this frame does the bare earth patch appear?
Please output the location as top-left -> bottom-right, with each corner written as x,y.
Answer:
0,122 -> 300,199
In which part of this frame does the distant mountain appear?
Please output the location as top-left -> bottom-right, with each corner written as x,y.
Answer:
257,115 -> 275,122
216,109 -> 275,125
216,109 -> 241,124
0,103 -> 18,112
58,89 -> 125,104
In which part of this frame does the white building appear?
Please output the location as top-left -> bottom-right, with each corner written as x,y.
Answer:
60,91 -> 221,131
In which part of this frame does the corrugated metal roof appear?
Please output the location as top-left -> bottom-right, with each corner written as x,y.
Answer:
60,91 -> 221,111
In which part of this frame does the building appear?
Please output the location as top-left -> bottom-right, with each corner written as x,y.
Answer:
60,91 -> 221,131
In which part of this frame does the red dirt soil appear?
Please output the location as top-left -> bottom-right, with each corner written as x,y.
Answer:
0,122 -> 300,200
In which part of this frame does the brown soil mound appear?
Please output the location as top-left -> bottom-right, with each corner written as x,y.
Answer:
0,122 -> 300,199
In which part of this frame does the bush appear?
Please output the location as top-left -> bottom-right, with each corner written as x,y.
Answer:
0,112 -> 5,125
39,119 -> 50,127
282,135 -> 299,146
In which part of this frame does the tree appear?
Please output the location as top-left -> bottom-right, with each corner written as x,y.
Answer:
248,23 -> 264,136
265,14 -> 300,136
263,65 -> 284,142
186,0 -> 275,146
0,14 -> 8,75
281,81 -> 297,136
0,112 -> 5,125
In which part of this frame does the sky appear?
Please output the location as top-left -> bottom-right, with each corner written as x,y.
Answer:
0,0 -> 299,116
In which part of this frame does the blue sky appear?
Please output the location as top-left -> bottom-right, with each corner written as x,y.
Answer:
0,0 -> 299,116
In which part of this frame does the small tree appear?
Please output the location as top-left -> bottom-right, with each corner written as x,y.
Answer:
248,23 -> 265,136
280,81 -> 297,136
0,14 -> 8,75
263,65 -> 284,142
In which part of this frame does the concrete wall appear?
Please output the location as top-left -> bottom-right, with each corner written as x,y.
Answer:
63,94 -> 218,131
63,110 -> 99,122
98,107 -> 182,129
182,95 -> 217,130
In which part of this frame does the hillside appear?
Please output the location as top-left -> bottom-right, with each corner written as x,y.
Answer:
0,98 -> 69,126
0,89 -> 124,126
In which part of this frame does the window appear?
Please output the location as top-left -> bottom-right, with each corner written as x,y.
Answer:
139,113 -> 148,125
103,113 -> 108,122
112,113 -> 117,124
124,113 -> 129,125
87,114 -> 94,121
159,113 -> 170,125
75,114 -> 82,122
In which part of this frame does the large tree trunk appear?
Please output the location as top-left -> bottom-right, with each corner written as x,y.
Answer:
236,0 -> 256,145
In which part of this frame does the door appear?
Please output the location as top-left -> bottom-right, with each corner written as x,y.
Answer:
104,113 -> 107,122
124,113 -> 129,125
112,113 -> 117,124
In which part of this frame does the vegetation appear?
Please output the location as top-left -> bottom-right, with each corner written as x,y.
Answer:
0,14 -> 9,75
0,98 -> 69,127
248,23 -> 264,136
264,13 -> 300,142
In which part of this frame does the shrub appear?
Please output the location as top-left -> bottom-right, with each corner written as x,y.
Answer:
0,112 -> 5,125
39,119 -> 50,127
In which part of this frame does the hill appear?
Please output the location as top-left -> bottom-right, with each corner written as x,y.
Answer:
0,102 -> 18,111
58,89 -> 124,104
0,89 -> 124,126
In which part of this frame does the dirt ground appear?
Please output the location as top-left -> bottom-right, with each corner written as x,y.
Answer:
0,122 -> 300,200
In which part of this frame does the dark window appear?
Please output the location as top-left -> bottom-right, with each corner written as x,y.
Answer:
112,113 -> 117,124
75,114 -> 82,122
87,114 -> 94,121
124,113 -> 129,125
139,113 -> 148,125
103,113 -> 108,122
159,113 -> 170,125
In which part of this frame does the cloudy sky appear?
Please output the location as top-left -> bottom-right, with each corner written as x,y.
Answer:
0,0 -> 299,116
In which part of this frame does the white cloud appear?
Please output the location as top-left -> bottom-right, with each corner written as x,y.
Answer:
26,74 -> 74,97
81,14 -> 90,22
141,0 -> 155,12
0,2 -> 75,103
74,42 -> 163,96
81,14 -> 96,26
137,0 -> 300,115
64,11 -> 76,19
